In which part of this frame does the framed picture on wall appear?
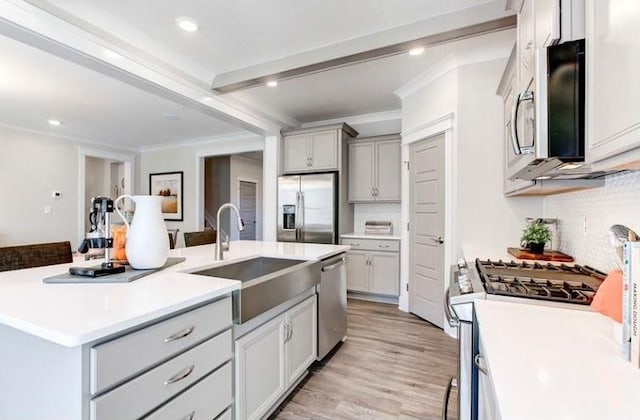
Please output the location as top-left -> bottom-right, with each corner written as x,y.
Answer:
149,171 -> 183,221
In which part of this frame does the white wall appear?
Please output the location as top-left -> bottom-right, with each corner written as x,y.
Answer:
544,171 -> 640,272
139,134 -> 267,247
455,60 -> 543,258
401,69 -> 458,133
0,125 -> 134,247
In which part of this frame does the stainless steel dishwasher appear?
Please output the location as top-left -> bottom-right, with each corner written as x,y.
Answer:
317,253 -> 347,360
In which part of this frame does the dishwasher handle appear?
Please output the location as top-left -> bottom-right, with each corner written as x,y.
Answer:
322,255 -> 348,272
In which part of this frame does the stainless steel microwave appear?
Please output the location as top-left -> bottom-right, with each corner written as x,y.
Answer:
507,39 -> 603,181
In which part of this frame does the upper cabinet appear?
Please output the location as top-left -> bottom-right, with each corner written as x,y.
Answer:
586,0 -> 640,169
281,124 -> 358,174
348,135 -> 401,202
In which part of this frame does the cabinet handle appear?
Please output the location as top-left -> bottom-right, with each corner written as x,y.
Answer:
182,411 -> 196,420
378,244 -> 390,249
164,364 -> 195,386
474,354 -> 488,376
374,187 -> 378,196
164,325 -> 196,343
349,242 -> 360,247
284,321 -> 293,343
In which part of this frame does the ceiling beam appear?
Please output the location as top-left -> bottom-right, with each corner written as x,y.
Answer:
0,0 -> 284,136
212,2 -> 516,94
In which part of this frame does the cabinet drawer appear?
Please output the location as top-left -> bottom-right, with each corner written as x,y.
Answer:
341,238 -> 399,252
91,330 -> 232,420
144,362 -> 232,420
91,297 -> 231,395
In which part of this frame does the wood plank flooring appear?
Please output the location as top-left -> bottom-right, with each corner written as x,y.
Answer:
271,299 -> 458,419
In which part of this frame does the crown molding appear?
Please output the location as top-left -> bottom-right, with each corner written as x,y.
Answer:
300,109 -> 402,129
139,131 -> 260,153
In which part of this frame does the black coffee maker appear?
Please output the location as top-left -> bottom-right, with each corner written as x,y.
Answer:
71,197 -> 125,277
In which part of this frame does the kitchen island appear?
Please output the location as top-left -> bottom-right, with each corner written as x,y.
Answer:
0,240 -> 348,420
474,299 -> 640,420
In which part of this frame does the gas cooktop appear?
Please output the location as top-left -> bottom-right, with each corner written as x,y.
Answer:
476,259 -> 607,305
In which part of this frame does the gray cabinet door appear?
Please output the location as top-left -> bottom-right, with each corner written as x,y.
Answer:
286,296 -> 317,385
345,250 -> 369,292
309,130 -> 338,170
348,142 -> 375,201
369,251 -> 400,296
283,134 -> 310,173
235,314 -> 286,420
375,139 -> 401,201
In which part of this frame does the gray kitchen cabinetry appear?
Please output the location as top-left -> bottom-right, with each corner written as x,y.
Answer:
348,135 -> 401,202
586,0 -> 640,170
282,124 -> 358,174
0,296 -> 234,420
235,294 -> 317,420
342,237 -> 400,297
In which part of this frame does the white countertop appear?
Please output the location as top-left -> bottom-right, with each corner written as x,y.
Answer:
475,299 -> 640,420
0,240 -> 348,347
341,232 -> 401,240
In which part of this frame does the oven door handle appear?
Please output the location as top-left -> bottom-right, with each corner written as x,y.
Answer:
444,288 -> 460,327
441,376 -> 457,420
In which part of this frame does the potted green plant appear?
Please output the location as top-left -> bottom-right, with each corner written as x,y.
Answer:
521,219 -> 552,254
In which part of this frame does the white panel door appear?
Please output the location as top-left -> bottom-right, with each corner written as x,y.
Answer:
375,140 -> 401,201
348,142 -> 375,201
286,296 -> 317,385
283,134 -> 310,173
309,130 -> 338,170
586,0 -> 640,162
369,251 -> 400,296
235,315 -> 286,420
345,250 -> 369,292
409,135 -> 445,328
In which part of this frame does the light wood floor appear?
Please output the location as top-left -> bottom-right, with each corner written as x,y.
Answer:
271,299 -> 458,419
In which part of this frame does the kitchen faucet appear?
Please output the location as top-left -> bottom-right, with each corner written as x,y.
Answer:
215,203 -> 245,260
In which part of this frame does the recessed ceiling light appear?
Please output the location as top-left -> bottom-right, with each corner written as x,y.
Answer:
103,49 -> 122,60
266,80 -> 278,87
409,47 -> 425,56
175,16 -> 199,32
48,119 -> 62,126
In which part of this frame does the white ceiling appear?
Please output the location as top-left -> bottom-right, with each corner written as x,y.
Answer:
0,1 -> 515,148
0,34 -> 242,148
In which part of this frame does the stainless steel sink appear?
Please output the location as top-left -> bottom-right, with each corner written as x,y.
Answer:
193,257 -> 305,282
192,256 -> 320,324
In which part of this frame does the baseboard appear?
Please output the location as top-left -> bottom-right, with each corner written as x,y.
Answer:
347,291 -> 399,305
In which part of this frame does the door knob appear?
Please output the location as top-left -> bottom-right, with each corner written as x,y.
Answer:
432,236 -> 444,244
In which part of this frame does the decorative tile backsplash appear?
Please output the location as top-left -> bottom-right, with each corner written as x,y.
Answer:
544,171 -> 640,272
353,203 -> 402,234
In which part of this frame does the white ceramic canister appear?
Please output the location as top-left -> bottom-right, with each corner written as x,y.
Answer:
115,195 -> 169,269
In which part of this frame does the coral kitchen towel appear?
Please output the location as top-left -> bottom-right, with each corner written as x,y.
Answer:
591,269 -> 623,323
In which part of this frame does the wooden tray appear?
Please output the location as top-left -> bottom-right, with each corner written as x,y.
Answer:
507,247 -> 574,262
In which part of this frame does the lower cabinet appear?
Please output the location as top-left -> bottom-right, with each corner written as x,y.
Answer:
235,295 -> 317,420
342,237 -> 400,297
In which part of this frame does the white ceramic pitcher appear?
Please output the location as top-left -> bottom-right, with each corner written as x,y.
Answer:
115,195 -> 169,269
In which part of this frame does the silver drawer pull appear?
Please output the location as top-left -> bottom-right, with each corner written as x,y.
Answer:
378,244 -> 390,248
182,411 -> 196,420
164,364 -> 195,386
164,326 -> 196,343
349,243 -> 360,247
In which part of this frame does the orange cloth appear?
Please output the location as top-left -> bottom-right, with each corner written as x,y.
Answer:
591,269 -> 623,323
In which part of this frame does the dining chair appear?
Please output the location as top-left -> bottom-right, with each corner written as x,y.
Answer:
183,229 -> 217,247
167,228 -> 180,250
0,241 -> 73,272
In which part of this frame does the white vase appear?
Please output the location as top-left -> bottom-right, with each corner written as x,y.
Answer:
115,195 -> 169,269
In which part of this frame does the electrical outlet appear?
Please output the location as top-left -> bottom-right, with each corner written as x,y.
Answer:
51,191 -> 62,199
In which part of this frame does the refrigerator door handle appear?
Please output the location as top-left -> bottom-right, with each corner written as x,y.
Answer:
299,191 -> 305,242
295,192 -> 301,241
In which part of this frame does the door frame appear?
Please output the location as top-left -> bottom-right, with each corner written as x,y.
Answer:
400,113 -> 456,333
78,147 -> 135,246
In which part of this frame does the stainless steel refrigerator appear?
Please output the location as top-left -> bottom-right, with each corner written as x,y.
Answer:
277,173 -> 338,244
